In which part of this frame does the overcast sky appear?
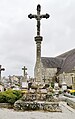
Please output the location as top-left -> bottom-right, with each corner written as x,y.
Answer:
0,0 -> 75,78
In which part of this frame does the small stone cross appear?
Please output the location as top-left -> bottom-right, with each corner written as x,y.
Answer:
22,66 -> 27,77
28,4 -> 50,36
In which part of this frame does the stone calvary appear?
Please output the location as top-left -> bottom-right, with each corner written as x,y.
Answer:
14,4 -> 61,112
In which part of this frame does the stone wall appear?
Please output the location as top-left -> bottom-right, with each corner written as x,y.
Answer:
44,68 -> 57,79
34,61 -> 57,83
58,73 -> 72,86
41,65 -> 57,83
34,60 -> 75,88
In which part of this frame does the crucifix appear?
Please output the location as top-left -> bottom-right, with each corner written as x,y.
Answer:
28,4 -> 50,36
22,66 -> 27,78
0,65 -> 5,83
28,5 -> 50,82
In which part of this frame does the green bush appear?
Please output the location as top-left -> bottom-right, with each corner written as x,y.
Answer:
0,92 -> 6,103
4,90 -> 22,98
12,90 -> 22,99
5,93 -> 17,104
0,90 -> 22,104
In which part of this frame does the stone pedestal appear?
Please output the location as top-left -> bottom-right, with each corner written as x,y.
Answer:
34,36 -> 43,82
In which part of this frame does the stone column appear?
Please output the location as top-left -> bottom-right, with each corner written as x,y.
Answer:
34,36 -> 43,82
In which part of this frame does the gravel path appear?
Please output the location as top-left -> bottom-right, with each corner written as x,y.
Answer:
0,102 -> 75,119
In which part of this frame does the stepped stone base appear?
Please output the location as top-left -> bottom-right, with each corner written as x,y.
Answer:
14,100 -> 62,112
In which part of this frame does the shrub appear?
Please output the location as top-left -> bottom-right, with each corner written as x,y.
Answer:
0,90 -> 22,104
12,90 -> 22,99
5,93 -> 17,104
0,92 -> 6,103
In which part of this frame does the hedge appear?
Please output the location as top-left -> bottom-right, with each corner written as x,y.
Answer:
0,90 -> 22,104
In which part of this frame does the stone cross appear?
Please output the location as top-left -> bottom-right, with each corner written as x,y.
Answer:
28,5 -> 50,82
28,4 -> 50,36
0,65 -> 5,83
22,66 -> 27,77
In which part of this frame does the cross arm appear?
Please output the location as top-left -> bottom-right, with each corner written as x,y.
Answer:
40,14 -> 50,19
0,68 -> 5,71
2,68 -> 5,71
22,66 -> 27,71
22,68 -> 23,70
28,14 -> 37,19
22,68 -> 27,70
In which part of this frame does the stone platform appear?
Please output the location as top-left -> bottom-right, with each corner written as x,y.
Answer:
14,100 -> 62,112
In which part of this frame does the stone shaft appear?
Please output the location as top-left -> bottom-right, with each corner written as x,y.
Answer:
35,36 -> 43,62
34,36 -> 43,82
